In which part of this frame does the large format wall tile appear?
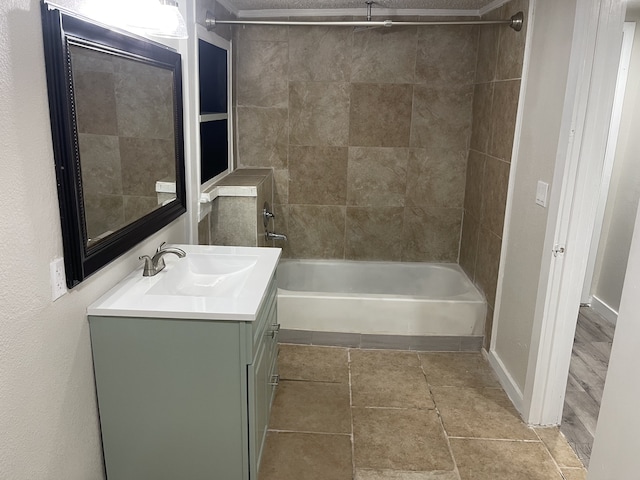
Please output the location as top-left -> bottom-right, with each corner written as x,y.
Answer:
496,0 -> 529,80
489,80 -> 521,162
232,20 -> 497,263
236,107 -> 288,168
469,82 -> 494,153
475,227 -> 502,308
289,82 -> 351,146
236,40 -> 288,108
347,147 -> 408,207
475,25 -> 499,83
410,84 -> 474,151
416,25 -> 478,86
406,148 -> 466,208
351,27 -> 417,84
273,168 -> 289,205
460,3 -> 526,322
346,206 -> 404,261
288,205 -> 346,259
481,157 -> 510,236
459,212 -> 480,279
289,146 -> 348,205
402,207 -> 462,262
289,26 -> 352,82
349,84 -> 413,147
463,150 -> 485,219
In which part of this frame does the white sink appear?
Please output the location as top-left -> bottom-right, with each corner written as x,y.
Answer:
87,245 -> 281,321
147,254 -> 259,298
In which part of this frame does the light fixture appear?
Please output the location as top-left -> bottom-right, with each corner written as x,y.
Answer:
82,0 -> 188,39
148,0 -> 188,39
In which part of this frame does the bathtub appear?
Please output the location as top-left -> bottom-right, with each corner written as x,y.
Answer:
277,260 -> 486,338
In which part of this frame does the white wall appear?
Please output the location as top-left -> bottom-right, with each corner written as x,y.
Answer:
591,15 -> 640,314
588,168 -> 640,478
491,0 -> 578,391
0,1 -> 188,478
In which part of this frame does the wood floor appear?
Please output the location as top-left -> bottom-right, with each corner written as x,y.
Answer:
561,306 -> 615,467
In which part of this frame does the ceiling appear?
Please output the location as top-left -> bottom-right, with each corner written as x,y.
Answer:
222,0 -> 499,14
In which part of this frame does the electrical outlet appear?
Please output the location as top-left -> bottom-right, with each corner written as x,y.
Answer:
50,258 -> 67,301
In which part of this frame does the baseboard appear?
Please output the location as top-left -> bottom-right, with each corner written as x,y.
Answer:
590,295 -> 618,326
485,348 -> 524,414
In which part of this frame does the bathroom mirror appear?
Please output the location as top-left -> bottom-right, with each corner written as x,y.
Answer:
41,3 -> 186,288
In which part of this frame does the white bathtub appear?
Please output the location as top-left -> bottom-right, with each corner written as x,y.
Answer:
277,260 -> 486,337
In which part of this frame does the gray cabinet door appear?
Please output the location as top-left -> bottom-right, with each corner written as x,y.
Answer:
89,317 -> 248,480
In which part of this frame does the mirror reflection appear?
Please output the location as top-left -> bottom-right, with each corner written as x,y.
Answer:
70,45 -> 177,246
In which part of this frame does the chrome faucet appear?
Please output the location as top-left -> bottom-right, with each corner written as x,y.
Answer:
265,231 -> 287,242
139,242 -> 186,277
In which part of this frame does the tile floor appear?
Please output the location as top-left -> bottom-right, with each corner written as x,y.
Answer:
259,344 -> 587,480
561,306 -> 615,466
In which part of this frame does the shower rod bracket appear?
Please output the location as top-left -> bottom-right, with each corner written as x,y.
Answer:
205,11 -> 525,32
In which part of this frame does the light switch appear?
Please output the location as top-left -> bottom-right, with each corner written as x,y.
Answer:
536,181 -> 549,207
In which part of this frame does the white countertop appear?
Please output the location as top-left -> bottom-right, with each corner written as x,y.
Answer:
87,245 -> 281,321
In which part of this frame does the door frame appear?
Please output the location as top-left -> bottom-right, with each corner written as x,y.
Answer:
580,21 -> 636,310
521,0 -> 627,425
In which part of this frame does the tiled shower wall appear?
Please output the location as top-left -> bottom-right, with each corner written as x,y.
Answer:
459,0 -> 528,348
233,20 -> 480,261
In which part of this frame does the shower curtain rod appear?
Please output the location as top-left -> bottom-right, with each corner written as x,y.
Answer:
205,11 -> 524,32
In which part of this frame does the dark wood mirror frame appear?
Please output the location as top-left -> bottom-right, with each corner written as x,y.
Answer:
41,2 -> 187,288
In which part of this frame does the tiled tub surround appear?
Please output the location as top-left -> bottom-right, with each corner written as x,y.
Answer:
233,16 -> 481,262
260,345 -> 587,480
277,259 -> 486,347
459,0 -> 529,349
198,168 -> 274,247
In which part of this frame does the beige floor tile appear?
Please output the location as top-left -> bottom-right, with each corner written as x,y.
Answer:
352,407 -> 454,471
433,386 -> 537,440
535,427 -> 584,468
269,380 -> 351,433
560,468 -> 588,480
278,344 -> 349,383
351,349 -> 421,368
419,353 -> 500,387
259,431 -> 352,480
355,469 -> 460,479
450,438 -> 563,480
351,365 -> 435,409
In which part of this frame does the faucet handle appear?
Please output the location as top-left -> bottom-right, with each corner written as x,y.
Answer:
139,255 -> 155,276
156,241 -> 167,254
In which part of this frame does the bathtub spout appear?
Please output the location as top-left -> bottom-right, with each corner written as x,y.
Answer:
266,231 -> 287,242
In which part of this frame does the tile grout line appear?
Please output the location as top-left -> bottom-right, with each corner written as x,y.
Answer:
531,428 -> 586,479
447,435 -> 542,442
419,355 -> 463,480
347,348 -> 356,479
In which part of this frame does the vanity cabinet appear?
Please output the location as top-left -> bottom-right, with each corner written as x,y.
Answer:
88,277 -> 279,480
